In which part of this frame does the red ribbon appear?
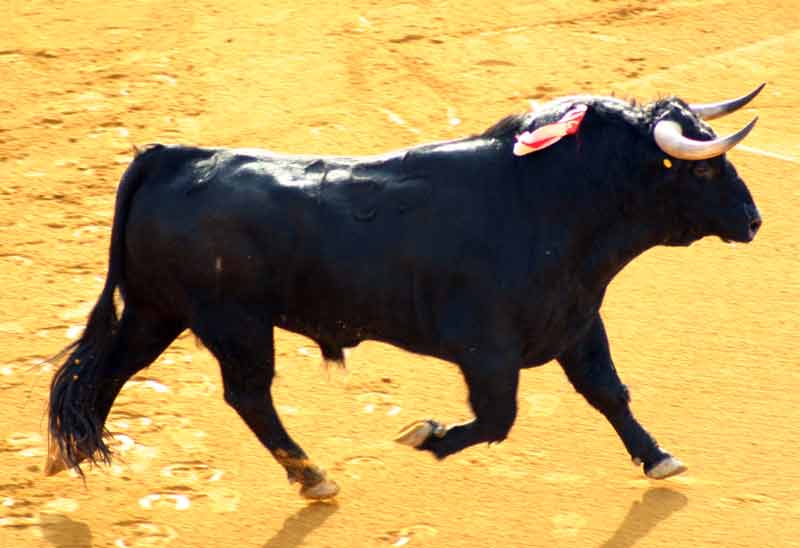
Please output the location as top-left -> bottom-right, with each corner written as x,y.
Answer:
513,104 -> 587,156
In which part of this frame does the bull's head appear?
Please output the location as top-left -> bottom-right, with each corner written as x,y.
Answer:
650,84 -> 764,246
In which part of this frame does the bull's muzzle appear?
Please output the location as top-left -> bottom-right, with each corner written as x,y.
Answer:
745,204 -> 762,241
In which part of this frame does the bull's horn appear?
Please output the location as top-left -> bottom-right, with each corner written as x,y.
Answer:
654,117 -> 758,161
689,83 -> 765,121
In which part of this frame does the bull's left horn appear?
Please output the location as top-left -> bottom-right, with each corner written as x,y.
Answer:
654,117 -> 758,161
689,83 -> 765,121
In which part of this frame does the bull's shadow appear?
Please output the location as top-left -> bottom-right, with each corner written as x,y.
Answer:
600,487 -> 688,548
39,513 -> 92,548
262,501 -> 339,548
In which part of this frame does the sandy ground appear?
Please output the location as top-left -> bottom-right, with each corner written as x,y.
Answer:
1,1 -> 799,547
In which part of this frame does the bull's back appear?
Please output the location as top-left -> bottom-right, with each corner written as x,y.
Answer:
121,147 -> 446,347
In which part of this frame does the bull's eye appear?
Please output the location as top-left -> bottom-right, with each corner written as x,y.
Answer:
692,162 -> 713,180
662,158 -> 673,169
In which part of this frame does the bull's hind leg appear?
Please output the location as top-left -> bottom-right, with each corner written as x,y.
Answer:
191,302 -> 338,499
47,304 -> 182,475
396,352 -> 521,460
557,316 -> 687,479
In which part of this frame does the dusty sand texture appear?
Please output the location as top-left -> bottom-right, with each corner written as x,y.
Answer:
1,1 -> 798,546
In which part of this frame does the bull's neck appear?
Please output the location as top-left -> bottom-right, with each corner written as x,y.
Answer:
513,167 -> 663,291
573,193 -> 667,292
432,136 -> 667,290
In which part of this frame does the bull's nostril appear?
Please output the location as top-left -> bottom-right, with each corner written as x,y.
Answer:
750,219 -> 762,233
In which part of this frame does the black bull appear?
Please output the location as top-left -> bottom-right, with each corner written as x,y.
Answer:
46,89 -> 763,499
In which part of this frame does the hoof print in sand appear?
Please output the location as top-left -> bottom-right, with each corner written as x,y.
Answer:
0,364 -> 23,390
339,456 -> 386,480
2,432 -> 45,458
113,520 -> 177,547
356,392 -> 402,416
160,461 -> 224,483
382,524 -> 438,546
138,493 -> 192,511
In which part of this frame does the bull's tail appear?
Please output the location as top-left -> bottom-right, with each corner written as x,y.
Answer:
46,145 -> 162,476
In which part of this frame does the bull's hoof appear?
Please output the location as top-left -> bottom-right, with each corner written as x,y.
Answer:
44,440 -> 74,477
645,455 -> 687,480
44,451 -> 68,476
300,478 -> 340,500
393,420 -> 446,448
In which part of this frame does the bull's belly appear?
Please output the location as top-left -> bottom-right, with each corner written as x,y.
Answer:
275,284 -> 602,369
274,290 -> 438,359
126,192 -> 604,367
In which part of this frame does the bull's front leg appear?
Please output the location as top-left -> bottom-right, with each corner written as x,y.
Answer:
396,349 -> 521,460
557,315 -> 686,479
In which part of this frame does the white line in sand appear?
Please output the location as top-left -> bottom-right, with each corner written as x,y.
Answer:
737,145 -> 797,163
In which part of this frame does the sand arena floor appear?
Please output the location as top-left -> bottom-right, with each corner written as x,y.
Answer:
1,1 -> 798,546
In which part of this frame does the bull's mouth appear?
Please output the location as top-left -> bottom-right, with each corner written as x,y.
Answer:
717,224 -> 760,245
711,206 -> 762,244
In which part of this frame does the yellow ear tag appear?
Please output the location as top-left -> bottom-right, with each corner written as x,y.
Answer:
663,158 -> 673,169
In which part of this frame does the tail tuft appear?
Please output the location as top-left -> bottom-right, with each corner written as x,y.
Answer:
47,146 -> 160,476
48,294 -> 119,475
